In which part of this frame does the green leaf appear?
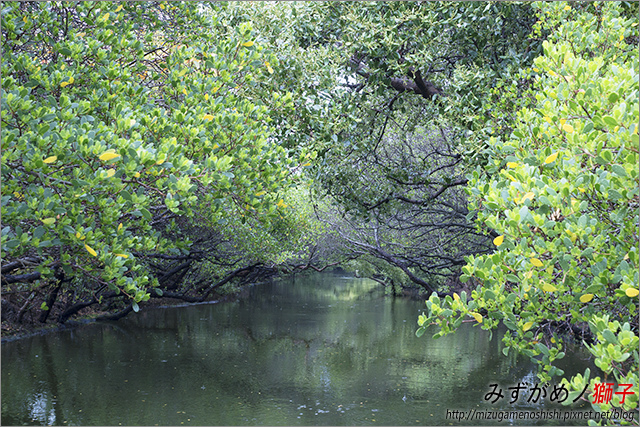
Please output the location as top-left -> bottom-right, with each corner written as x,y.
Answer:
33,226 -> 46,239
139,208 -> 152,220
611,164 -> 627,177
602,329 -> 618,344
41,217 -> 56,226
602,116 -> 618,127
535,342 -> 550,356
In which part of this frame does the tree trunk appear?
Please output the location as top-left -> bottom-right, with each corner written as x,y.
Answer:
39,280 -> 63,323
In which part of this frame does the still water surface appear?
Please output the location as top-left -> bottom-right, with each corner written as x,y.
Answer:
2,273 -> 593,425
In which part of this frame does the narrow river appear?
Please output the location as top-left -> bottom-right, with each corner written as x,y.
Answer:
2,272 -> 594,425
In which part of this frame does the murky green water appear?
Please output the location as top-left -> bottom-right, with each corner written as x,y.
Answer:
2,273 -> 594,425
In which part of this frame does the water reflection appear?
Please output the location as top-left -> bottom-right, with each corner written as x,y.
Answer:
2,273 -> 593,425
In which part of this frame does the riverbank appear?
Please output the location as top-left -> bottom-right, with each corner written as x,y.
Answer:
1,293 -> 228,343
1,267 -> 439,342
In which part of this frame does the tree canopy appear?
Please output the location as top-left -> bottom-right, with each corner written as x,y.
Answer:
415,1 -> 639,418
2,2 -> 638,424
1,2 -> 316,323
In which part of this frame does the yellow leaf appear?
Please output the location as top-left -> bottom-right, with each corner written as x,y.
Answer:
133,172 -> 141,178
84,244 -> 98,257
204,93 -> 209,101
60,81 -> 70,88
160,3 -> 165,9
523,321 -> 534,331
118,223 -> 123,231
77,32 -> 86,38
542,283 -> 557,292
493,235 -> 504,246
182,88 -> 187,95
23,16 -> 28,23
99,152 -> 120,161
625,288 -> 639,298
44,156 -> 58,164
241,41 -> 254,47
470,312 -> 483,324
76,232 -> 85,240
101,12 -> 110,22
115,253 -> 129,258
564,5 -> 571,10
531,258 -> 543,267
41,217 -> 56,226
203,114 -> 214,121
255,191 -> 266,197
504,172 -> 517,182
522,192 -> 535,203
562,123 -> 574,133
506,162 -> 518,168
105,169 -> 116,178
115,4 -> 123,12
453,293 -> 460,302
580,293 -> 594,303
545,152 -> 558,164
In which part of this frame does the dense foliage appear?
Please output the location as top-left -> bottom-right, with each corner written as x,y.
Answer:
416,2 -> 639,422
223,1 -> 546,290
2,2 -> 638,424
1,2 -> 318,325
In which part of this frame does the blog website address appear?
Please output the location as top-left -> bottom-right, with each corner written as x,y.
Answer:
446,408 -> 636,423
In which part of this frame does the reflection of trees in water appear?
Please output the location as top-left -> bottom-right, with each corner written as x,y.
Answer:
2,274 -> 595,425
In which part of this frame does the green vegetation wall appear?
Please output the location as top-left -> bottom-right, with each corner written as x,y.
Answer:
417,2 -> 639,421
1,2 -> 300,314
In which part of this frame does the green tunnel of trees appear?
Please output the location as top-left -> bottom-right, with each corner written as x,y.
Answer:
2,1 -> 638,422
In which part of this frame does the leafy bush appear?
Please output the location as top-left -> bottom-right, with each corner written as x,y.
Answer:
1,2 -> 296,312
416,2 -> 639,422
